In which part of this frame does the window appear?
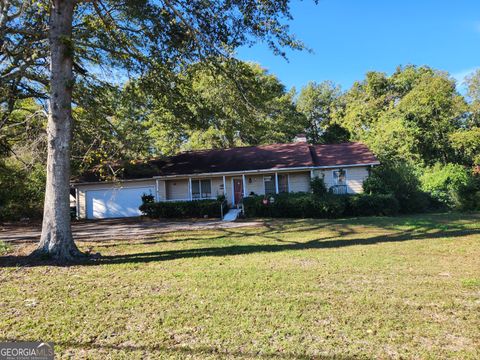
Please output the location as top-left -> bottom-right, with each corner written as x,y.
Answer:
333,169 -> 346,185
278,174 -> 289,193
264,175 -> 276,195
191,179 -> 212,199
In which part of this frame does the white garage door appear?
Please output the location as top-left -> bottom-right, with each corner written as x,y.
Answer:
86,186 -> 155,219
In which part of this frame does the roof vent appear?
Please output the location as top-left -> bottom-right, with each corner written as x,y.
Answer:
293,133 -> 307,143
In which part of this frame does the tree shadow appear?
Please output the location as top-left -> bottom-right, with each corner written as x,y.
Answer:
0,337 -> 356,359
1,226 -> 477,268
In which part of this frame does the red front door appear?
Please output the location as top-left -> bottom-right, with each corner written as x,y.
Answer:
233,179 -> 243,205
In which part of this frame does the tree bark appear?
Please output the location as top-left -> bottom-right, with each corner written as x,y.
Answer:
32,0 -> 82,261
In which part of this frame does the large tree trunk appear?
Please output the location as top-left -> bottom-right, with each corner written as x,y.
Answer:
32,0 -> 82,261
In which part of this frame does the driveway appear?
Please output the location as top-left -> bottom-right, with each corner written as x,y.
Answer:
0,218 -> 262,244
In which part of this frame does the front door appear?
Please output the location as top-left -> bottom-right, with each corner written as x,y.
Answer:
233,178 -> 243,205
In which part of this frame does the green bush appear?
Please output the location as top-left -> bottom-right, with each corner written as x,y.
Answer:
420,163 -> 469,208
345,194 -> 399,216
0,162 -> 45,220
457,173 -> 480,211
243,193 -> 397,219
363,163 -> 431,213
140,199 -> 222,218
310,177 -> 328,197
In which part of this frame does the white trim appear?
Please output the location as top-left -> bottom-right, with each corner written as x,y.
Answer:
223,176 -> 227,198
314,162 -> 379,170
155,179 -> 160,201
242,174 -> 247,197
75,188 -> 80,219
287,174 -> 290,193
275,172 -> 279,194
188,177 -> 192,200
152,166 -> 313,179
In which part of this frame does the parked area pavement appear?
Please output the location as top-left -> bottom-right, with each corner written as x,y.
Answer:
0,218 -> 262,244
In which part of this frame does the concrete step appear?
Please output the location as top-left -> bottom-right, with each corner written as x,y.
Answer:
222,208 -> 241,222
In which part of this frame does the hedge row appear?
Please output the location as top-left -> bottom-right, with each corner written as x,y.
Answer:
243,193 -> 399,218
140,199 -> 222,218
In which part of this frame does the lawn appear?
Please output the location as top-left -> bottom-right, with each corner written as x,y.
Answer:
1,213 -> 479,359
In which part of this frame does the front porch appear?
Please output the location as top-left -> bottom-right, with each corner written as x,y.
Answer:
154,170 -> 312,207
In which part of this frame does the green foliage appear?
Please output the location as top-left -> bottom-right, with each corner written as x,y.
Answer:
337,65 -> 467,166
344,194 -> 399,216
420,163 -> 469,208
297,81 -> 347,143
457,174 -> 480,211
0,240 -> 10,255
243,193 -> 399,218
140,200 -> 222,218
310,177 -> 328,197
449,127 -> 480,165
0,161 -> 46,220
141,194 -> 155,205
364,163 -> 432,213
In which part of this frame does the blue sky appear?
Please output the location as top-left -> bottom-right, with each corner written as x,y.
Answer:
236,0 -> 480,92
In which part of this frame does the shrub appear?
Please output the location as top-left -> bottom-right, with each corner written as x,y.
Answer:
141,194 -> 155,204
0,162 -> 45,220
310,177 -> 328,197
345,194 -> 399,216
140,199 -> 222,218
457,173 -> 480,211
420,163 -> 469,208
243,193 -> 397,219
364,163 -> 431,213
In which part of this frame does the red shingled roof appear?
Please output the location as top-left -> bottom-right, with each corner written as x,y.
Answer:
75,142 -> 379,182
157,142 -> 378,176
310,142 -> 379,167
158,142 -> 314,176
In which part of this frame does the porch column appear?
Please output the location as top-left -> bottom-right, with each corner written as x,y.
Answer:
155,179 -> 160,201
275,172 -> 279,194
242,174 -> 247,197
75,188 -> 79,220
223,175 -> 227,198
310,169 -> 315,179
188,177 -> 192,200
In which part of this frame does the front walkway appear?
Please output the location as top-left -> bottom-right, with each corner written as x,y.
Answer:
0,218 -> 262,244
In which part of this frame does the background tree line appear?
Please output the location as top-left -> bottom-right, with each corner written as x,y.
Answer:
1,62 -> 479,219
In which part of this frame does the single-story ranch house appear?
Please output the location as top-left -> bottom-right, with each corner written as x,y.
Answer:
73,136 -> 379,219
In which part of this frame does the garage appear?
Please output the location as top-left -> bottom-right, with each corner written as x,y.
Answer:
85,186 -> 155,219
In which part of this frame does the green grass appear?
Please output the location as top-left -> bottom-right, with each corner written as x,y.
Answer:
0,240 -> 10,255
1,213 -> 479,359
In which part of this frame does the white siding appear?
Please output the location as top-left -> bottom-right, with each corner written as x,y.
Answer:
315,166 -> 369,194
210,177 -> 224,198
346,166 -> 369,194
157,180 -> 167,201
288,172 -> 311,193
166,179 -> 189,200
244,174 -> 266,196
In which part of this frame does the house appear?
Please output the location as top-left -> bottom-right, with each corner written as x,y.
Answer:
73,137 -> 379,219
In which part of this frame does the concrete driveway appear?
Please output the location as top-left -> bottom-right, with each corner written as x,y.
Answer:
0,218 -> 262,244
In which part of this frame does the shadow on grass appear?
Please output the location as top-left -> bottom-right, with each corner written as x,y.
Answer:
1,225 -> 478,268
0,338 -> 356,359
